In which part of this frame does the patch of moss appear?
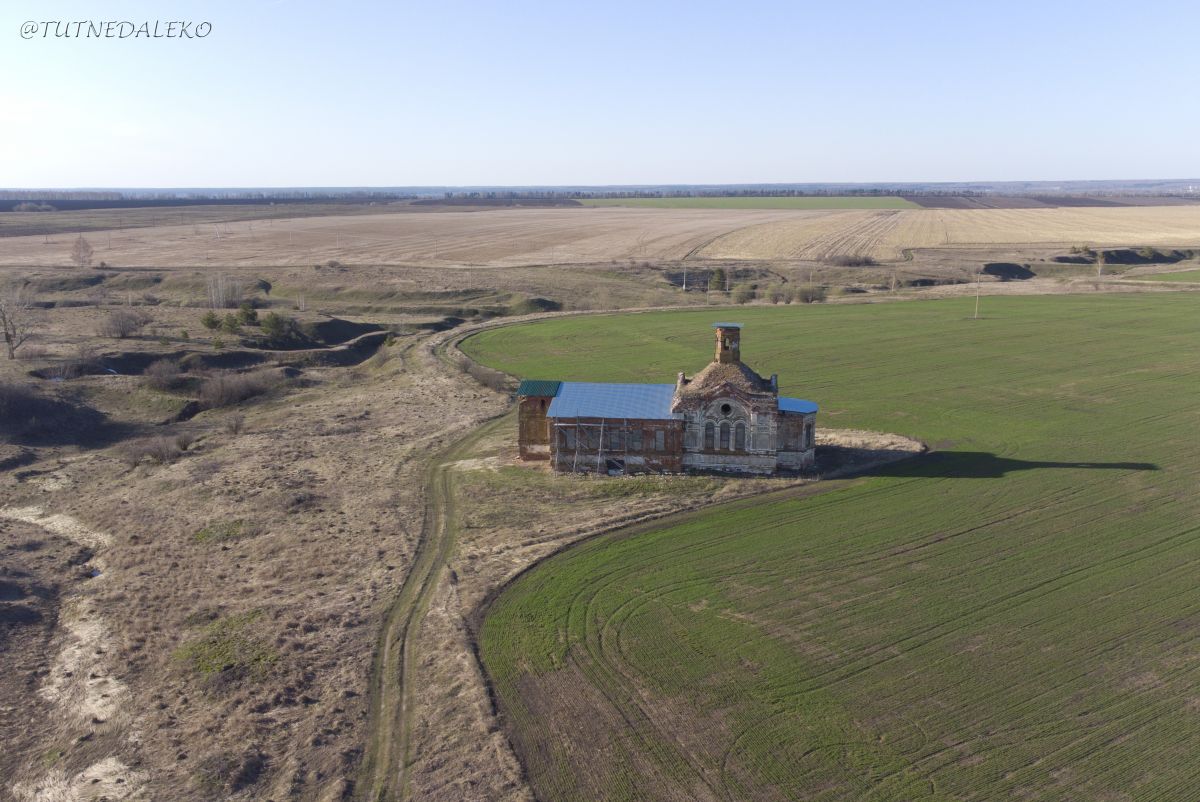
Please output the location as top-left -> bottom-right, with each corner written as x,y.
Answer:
193,519 -> 244,543
174,611 -> 276,677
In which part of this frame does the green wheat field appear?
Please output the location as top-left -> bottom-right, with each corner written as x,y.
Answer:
464,294 -> 1200,802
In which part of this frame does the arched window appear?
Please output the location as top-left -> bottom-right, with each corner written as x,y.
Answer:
734,422 -> 746,451
704,421 -> 715,450
719,422 -> 731,450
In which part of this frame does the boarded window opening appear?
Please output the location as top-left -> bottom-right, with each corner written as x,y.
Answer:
734,422 -> 746,451
704,422 -> 715,450
720,422 -> 730,450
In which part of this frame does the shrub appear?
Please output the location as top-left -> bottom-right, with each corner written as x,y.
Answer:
97,309 -> 151,338
459,359 -> 510,393
794,285 -> 827,304
282,490 -> 319,512
223,413 -> 245,435
144,359 -> 185,391
220,313 -> 241,334
198,371 -> 277,409
201,311 -> 220,330
731,284 -> 756,304
50,345 -> 100,380
211,337 -> 224,351
826,255 -> 877,267
120,436 -> 182,466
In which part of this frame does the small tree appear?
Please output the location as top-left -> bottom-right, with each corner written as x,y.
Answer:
710,267 -> 727,293
201,310 -> 221,330
237,301 -> 258,326
0,286 -> 33,359
70,235 -> 94,268
260,312 -> 288,339
220,313 -> 241,334
732,284 -> 756,304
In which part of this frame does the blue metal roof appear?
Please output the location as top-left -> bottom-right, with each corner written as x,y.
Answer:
547,382 -> 680,420
712,322 -> 743,328
779,397 -> 819,414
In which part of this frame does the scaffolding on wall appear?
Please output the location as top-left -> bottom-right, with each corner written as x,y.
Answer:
552,418 -> 634,474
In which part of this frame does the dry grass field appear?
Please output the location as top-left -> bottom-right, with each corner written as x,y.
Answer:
0,270 -> 510,801
4,205 -> 1200,269
697,205 -> 1200,261
0,208 -> 794,268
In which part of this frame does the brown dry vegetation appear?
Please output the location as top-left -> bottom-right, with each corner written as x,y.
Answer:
0,275 -> 508,800
0,202 -> 1198,802
4,205 -> 1200,268
697,205 -> 1200,261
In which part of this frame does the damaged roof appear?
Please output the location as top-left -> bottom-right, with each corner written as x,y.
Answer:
547,382 -> 681,420
676,360 -> 775,397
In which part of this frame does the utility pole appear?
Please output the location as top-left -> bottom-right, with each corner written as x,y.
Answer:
974,265 -> 982,320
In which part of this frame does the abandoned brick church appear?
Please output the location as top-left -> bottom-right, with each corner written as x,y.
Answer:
517,323 -> 817,475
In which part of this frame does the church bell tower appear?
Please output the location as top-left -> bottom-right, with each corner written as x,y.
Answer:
713,323 -> 742,364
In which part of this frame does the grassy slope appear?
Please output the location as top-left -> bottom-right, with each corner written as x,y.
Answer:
465,295 -> 1200,802
1136,268 -> 1200,282
580,196 -> 918,209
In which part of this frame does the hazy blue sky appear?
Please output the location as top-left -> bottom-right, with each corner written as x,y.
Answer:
2,0 -> 1198,187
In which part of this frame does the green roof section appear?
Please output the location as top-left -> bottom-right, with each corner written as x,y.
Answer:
517,379 -> 562,397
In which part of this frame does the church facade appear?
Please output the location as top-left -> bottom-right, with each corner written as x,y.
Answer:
517,323 -> 817,475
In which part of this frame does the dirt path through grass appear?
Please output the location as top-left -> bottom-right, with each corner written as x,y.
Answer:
357,418 -> 504,802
